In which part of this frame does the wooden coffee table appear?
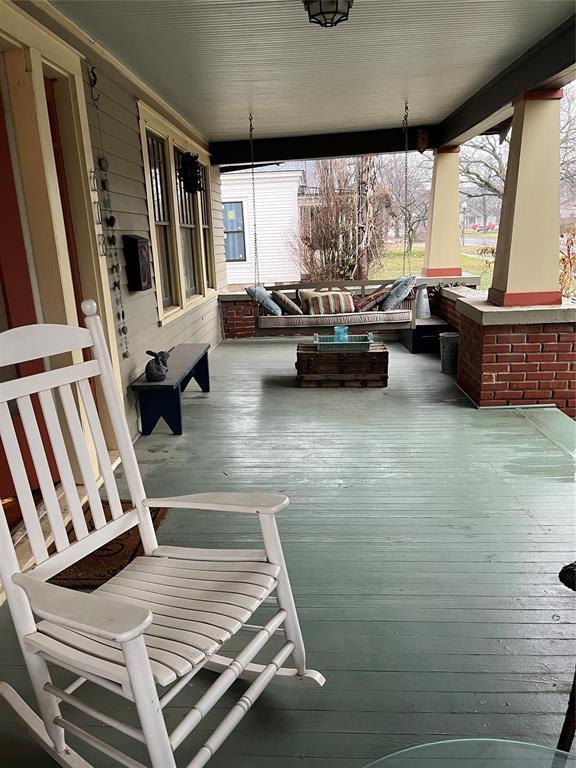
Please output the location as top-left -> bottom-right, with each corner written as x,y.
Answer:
296,342 -> 389,388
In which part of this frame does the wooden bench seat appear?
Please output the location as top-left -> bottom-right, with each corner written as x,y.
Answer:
131,343 -> 210,435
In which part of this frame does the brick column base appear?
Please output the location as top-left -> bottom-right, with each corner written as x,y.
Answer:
457,315 -> 576,418
220,298 -> 256,339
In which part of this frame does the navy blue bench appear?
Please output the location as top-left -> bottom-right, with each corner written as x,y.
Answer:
131,343 -> 210,435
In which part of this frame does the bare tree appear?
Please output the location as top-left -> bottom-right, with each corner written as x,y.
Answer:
460,135 -> 508,200
460,81 -> 576,206
293,157 -> 392,280
560,82 -> 576,205
295,159 -> 356,280
378,153 -> 431,268
560,225 -> 576,299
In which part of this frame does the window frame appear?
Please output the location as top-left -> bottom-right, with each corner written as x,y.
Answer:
223,201 -> 247,262
139,102 -> 215,325
146,130 -> 179,309
173,145 -> 201,299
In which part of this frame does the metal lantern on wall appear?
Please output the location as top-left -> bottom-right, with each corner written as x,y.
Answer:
303,0 -> 354,27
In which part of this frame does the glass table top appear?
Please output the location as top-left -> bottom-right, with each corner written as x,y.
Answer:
365,739 -> 575,767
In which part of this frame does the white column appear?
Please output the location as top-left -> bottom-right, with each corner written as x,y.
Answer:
488,89 -> 563,306
422,146 -> 462,277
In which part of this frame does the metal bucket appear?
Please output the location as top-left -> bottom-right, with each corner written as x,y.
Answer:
439,332 -> 459,374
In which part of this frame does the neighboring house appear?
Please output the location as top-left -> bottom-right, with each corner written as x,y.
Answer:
221,165 -> 304,286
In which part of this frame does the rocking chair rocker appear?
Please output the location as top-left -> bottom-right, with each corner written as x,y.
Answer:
0,300 -> 324,768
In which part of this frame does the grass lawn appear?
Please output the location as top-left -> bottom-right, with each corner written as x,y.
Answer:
370,247 -> 494,291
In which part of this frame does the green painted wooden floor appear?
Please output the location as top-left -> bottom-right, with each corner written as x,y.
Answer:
1,339 -> 575,767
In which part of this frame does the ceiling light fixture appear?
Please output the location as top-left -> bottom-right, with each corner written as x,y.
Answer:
303,0 -> 354,28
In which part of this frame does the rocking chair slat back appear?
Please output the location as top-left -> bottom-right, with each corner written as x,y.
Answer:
16,395 -> 70,552
37,388 -> 89,541
0,401 -> 50,564
0,307 -> 158,589
58,382 -> 107,530
76,379 -> 124,521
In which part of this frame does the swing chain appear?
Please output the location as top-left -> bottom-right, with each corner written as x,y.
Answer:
402,101 -> 411,274
249,113 -> 260,287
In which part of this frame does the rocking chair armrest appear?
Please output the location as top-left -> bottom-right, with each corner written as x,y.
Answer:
13,573 -> 152,643
143,492 -> 289,515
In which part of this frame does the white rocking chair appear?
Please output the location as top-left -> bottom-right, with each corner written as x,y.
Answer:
0,300 -> 324,768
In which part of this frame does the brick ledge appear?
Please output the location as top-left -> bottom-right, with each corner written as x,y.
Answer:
441,287 -> 576,326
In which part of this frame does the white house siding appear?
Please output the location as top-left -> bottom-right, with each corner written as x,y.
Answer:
222,171 -> 302,285
82,63 -> 226,437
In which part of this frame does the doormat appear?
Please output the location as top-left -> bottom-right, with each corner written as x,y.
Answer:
50,501 -> 169,590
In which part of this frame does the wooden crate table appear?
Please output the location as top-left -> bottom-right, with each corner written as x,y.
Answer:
296,342 -> 389,388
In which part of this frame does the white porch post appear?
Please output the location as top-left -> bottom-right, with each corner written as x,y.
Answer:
487,89 -> 563,306
422,146 -> 462,278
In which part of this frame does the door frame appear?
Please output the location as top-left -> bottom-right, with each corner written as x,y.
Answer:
0,2 -> 121,448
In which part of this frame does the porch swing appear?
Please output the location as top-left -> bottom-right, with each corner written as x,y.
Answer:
0,302 -> 325,767
246,110 -> 425,336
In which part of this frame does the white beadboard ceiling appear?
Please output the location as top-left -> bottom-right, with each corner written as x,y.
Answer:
49,0 -> 573,141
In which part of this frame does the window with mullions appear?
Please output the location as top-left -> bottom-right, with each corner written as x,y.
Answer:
223,202 -> 246,262
146,131 -> 177,308
174,147 -> 200,298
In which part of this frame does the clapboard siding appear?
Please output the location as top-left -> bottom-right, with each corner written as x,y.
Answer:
222,171 -> 302,285
80,62 -> 225,437
210,167 -> 228,290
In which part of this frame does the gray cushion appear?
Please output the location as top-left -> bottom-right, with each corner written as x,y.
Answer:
245,284 -> 282,316
271,290 -> 303,315
259,310 -> 411,328
379,276 -> 417,310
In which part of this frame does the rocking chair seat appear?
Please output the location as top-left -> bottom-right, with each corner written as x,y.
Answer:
36,553 -> 280,687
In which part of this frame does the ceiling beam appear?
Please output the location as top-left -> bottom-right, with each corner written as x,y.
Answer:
210,125 -> 436,166
435,15 -> 575,147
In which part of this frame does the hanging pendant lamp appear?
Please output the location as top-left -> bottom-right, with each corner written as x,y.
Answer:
303,0 -> 354,28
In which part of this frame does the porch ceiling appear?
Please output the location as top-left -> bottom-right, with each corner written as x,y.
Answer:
46,0 -> 574,145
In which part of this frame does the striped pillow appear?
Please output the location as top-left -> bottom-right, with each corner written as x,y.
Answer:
271,290 -> 303,315
303,291 -> 355,315
354,287 -> 391,312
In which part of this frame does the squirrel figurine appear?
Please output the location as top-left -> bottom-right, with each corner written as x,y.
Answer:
145,350 -> 170,382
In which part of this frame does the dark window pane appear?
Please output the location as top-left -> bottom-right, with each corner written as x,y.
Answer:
199,166 -> 209,224
174,148 -> 197,227
223,202 -> 244,233
147,132 -> 170,224
203,227 -> 214,287
224,231 -> 246,261
181,227 -> 199,297
155,224 -> 175,307
147,131 -> 176,307
174,148 -> 199,296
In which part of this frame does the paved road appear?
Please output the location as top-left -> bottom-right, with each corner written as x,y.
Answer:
462,235 -> 497,247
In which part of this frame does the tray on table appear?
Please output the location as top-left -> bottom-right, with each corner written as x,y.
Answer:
313,332 -> 374,352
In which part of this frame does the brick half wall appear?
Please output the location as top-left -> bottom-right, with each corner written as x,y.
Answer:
220,298 -> 256,338
435,293 -> 576,419
458,318 -> 576,418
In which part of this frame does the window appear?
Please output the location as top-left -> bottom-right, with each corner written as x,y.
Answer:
174,147 -> 200,298
223,202 -> 246,262
146,131 -> 177,308
141,103 -> 216,323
